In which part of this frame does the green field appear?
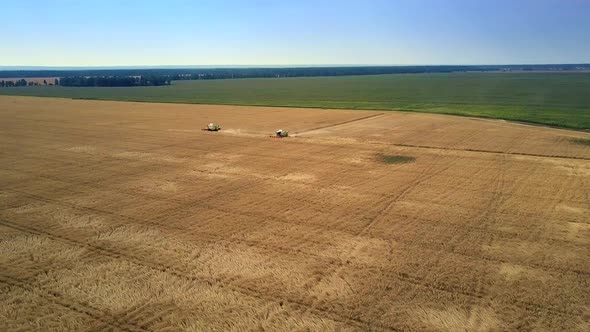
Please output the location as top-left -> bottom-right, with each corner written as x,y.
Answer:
2,72 -> 590,129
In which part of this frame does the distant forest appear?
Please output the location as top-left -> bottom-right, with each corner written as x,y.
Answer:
58,76 -> 171,87
0,64 -> 589,87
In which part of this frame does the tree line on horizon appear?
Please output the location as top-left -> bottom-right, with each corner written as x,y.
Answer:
1,78 -> 59,87
58,76 -> 171,87
1,64 -> 589,88
0,76 -> 171,87
1,64 -> 588,79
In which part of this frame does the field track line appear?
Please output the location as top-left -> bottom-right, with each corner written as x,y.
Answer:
1,257 -> 167,331
0,219 -> 397,331
469,116 -> 590,135
0,193 -> 587,315
357,152 -> 451,237
6,179 -> 588,294
2,161 -> 588,208
90,301 -> 178,332
0,202 -> 487,303
0,273 -> 148,332
3,152 -> 588,321
2,214 -> 507,327
386,142 -> 590,161
176,198 -> 590,278
4,183 -> 589,277
4,186 -> 589,276
3,215 -> 583,321
294,113 -> 385,134
1,135 -> 583,197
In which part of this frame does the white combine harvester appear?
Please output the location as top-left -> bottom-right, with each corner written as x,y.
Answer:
207,123 -> 221,131
275,129 -> 289,138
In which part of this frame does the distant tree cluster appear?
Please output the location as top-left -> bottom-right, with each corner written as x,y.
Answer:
0,79 -> 27,87
0,78 -> 58,87
58,75 -> 171,87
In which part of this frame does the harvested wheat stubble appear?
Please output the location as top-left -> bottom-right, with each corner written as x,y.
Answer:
1,95 -> 590,331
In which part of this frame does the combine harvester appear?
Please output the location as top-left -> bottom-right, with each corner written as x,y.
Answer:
206,123 -> 221,131
205,123 -> 289,138
275,129 -> 289,138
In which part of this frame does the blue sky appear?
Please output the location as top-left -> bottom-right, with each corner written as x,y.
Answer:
1,0 -> 589,66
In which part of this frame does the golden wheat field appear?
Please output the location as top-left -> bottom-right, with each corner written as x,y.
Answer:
1,95 -> 589,331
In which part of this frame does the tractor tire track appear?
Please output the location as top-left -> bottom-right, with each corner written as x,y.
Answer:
4,185 -> 588,279
388,142 -> 590,161
5,180 -> 589,283
2,198 -> 584,325
294,113 -> 385,135
0,273 -> 147,332
0,218 -> 396,332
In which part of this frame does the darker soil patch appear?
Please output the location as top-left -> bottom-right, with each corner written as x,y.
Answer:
570,138 -> 590,146
379,154 -> 416,164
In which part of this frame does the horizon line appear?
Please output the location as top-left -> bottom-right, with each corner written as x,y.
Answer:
1,63 -> 590,71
